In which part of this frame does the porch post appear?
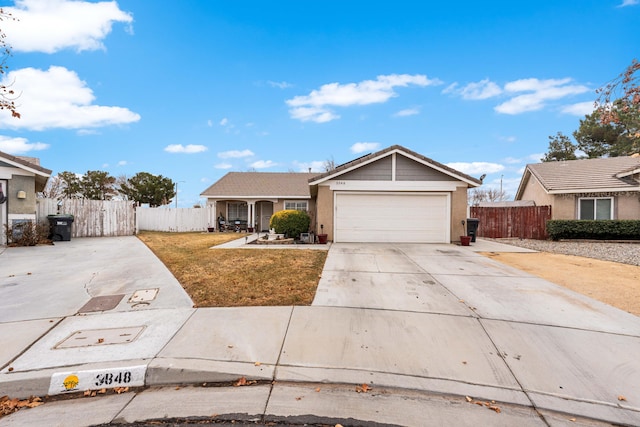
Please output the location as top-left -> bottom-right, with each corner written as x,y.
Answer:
210,200 -> 216,230
248,201 -> 255,230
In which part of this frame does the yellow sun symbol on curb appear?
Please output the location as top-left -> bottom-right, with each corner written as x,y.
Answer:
63,374 -> 79,390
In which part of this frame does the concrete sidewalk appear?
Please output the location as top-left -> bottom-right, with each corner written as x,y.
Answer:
1,237 -> 639,426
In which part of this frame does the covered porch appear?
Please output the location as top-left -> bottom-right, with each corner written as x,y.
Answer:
207,199 -> 276,232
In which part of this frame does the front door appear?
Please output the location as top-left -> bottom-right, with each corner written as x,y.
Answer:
258,202 -> 273,232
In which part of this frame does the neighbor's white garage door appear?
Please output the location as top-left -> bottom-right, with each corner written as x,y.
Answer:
334,193 -> 449,243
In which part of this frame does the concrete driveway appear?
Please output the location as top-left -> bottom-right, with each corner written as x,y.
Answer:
310,242 -> 640,424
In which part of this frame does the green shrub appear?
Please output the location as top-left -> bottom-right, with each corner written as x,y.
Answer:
270,209 -> 311,239
546,220 -> 640,241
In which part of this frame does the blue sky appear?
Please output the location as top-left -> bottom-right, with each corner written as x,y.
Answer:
0,0 -> 638,206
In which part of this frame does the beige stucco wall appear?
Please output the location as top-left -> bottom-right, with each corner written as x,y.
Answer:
451,186 -> 469,242
520,175 -> 553,206
7,175 -> 36,215
550,195 -> 575,219
315,185 -> 333,240
617,193 -> 640,219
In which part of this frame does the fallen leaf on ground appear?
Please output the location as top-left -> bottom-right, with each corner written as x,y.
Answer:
465,396 -> 473,402
315,387 -> 321,392
234,377 -> 256,387
488,405 -> 501,413
355,383 -> 372,393
1,395 -> 43,415
114,387 -> 129,394
254,361 -> 261,366
618,395 -> 627,401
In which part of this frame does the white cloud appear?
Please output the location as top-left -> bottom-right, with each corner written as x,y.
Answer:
618,0 -> 639,7
3,0 -> 133,53
217,149 -> 254,159
292,160 -> 325,172
219,118 -> 229,126
503,157 -> 522,164
250,160 -> 276,169
350,142 -> 380,154
393,107 -> 420,117
286,74 -> 441,123
446,161 -> 505,175
0,66 -> 140,130
528,153 -> 544,162
207,120 -> 213,127
164,144 -> 208,154
495,78 -> 590,114
117,160 -> 128,166
214,163 -> 232,170
0,135 -> 49,153
268,81 -> 293,89
447,78 -> 502,100
499,135 -> 517,143
560,101 -> 595,116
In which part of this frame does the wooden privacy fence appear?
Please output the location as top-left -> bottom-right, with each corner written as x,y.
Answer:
36,199 -> 214,236
37,199 -> 136,237
469,206 -> 552,240
136,207 -> 213,232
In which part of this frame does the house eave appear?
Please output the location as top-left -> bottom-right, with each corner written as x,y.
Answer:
547,187 -> 640,195
200,194 -> 311,199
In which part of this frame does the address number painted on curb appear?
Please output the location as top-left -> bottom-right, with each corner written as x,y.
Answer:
48,365 -> 146,395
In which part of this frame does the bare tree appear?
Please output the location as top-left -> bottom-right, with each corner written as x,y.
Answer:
40,175 -> 64,198
322,156 -> 336,172
596,59 -> 639,126
0,8 -> 20,119
468,188 -> 507,206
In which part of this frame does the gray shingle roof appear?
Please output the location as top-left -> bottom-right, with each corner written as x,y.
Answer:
200,172 -> 319,198
526,157 -> 640,193
0,150 -> 52,176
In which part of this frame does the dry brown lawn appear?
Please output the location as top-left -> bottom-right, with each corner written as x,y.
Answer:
137,231 -> 328,307
483,252 -> 640,317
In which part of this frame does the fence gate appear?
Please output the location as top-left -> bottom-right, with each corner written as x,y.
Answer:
37,199 -> 136,238
469,206 -> 551,240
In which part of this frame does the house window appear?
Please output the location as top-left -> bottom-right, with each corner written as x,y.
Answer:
284,200 -> 308,211
227,202 -> 248,221
578,197 -> 613,220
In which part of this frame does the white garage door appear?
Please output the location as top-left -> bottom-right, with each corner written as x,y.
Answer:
335,193 -> 450,243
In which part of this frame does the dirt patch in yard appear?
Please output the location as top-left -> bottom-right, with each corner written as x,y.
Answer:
482,252 -> 640,317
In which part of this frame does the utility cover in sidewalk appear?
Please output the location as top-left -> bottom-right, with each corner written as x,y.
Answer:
129,288 -> 159,303
54,326 -> 145,349
78,294 -> 125,313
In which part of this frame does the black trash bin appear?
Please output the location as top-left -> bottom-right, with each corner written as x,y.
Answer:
48,214 -> 74,241
466,218 -> 480,243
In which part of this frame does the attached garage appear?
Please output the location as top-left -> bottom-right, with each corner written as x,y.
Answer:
335,192 -> 450,243
310,145 -> 482,244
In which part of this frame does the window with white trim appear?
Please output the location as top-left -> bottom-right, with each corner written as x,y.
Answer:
227,202 -> 248,221
578,197 -> 613,220
284,200 -> 308,211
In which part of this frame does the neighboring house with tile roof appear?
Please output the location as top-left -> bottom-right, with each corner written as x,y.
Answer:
515,156 -> 640,220
0,150 -> 52,244
201,145 -> 482,243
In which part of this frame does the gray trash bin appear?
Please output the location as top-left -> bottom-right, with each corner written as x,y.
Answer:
466,218 -> 480,243
48,214 -> 74,241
